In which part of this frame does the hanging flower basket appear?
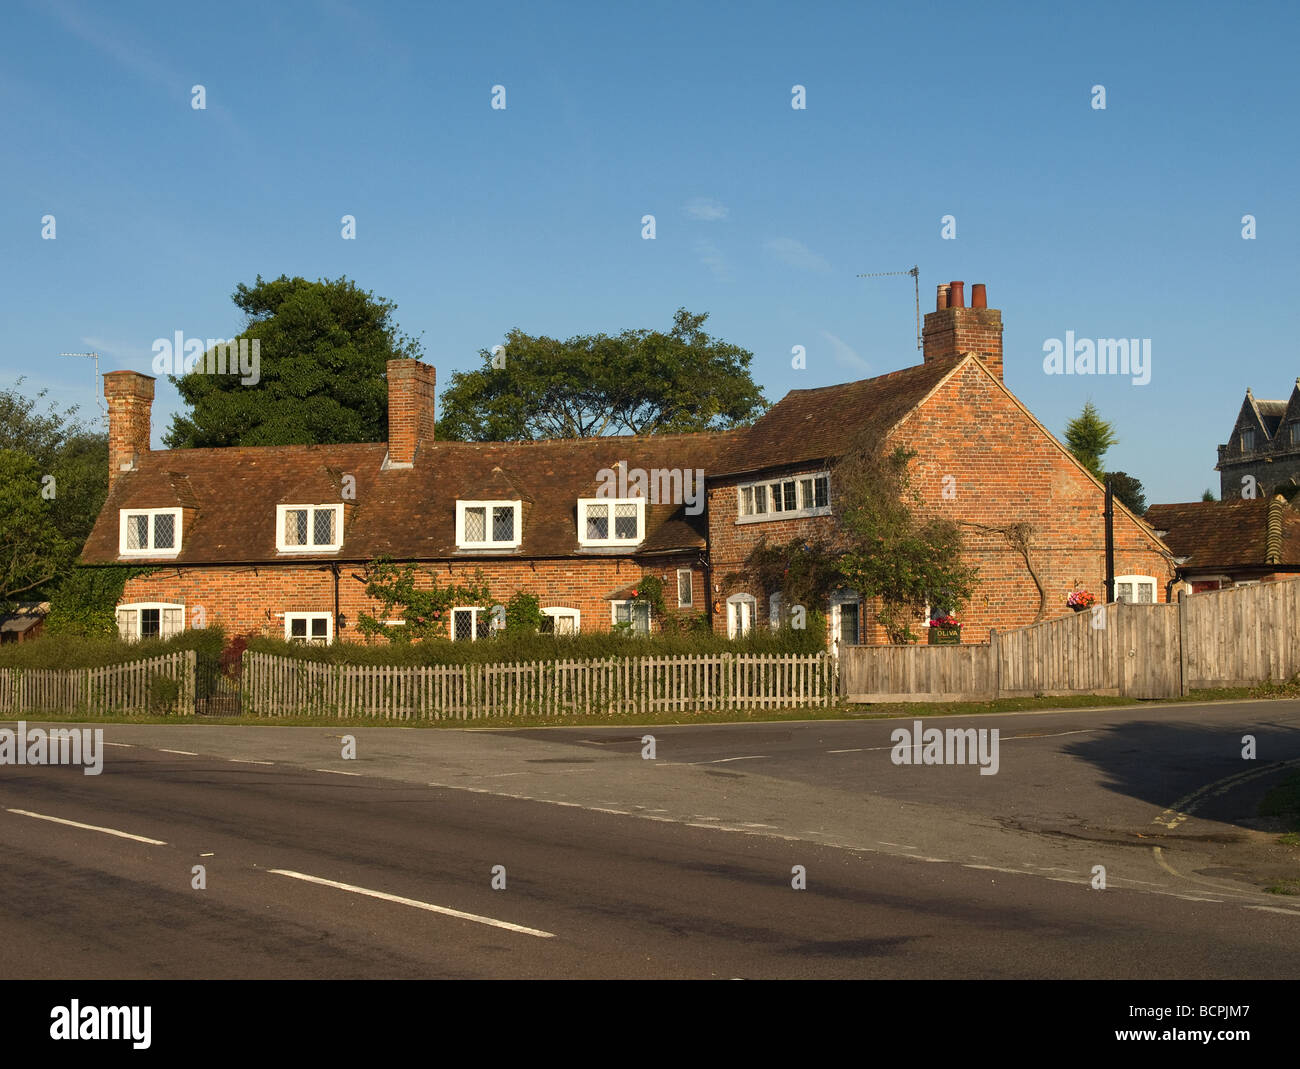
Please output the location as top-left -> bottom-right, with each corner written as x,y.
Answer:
1067,590 -> 1095,612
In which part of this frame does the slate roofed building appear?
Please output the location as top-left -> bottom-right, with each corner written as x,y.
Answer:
79,280 -> 1177,647
1216,380 -> 1300,502
1145,497 -> 1300,592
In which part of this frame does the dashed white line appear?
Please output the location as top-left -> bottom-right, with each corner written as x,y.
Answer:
158,749 -> 198,756
5,808 -> 166,846
1246,905 -> 1300,916
104,742 -> 132,748
698,755 -> 768,765
267,869 -> 555,938
313,768 -> 361,777
826,748 -> 865,754
227,759 -> 274,765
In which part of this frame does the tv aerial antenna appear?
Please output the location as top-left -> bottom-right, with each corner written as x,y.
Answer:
58,351 -> 106,423
856,265 -> 920,350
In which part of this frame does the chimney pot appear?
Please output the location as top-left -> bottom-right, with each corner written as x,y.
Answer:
948,281 -> 965,308
971,283 -> 987,309
936,284 -> 949,311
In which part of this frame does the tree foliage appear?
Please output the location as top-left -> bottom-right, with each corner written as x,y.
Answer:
437,308 -> 767,441
0,450 -> 70,609
733,538 -> 842,626
834,445 -> 979,644
164,275 -> 424,448
1107,470 -> 1147,515
1064,400 -> 1118,479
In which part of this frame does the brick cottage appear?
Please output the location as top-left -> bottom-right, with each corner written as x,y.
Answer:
79,281 -> 1176,648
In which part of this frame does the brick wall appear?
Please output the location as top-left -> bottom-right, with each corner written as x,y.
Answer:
104,372 -> 155,485
119,554 -> 703,641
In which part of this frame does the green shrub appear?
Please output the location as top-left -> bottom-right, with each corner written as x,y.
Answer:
0,625 -> 225,670
250,614 -> 826,666
147,673 -> 182,714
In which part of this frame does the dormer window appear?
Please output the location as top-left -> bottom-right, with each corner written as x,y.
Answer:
276,504 -> 343,553
578,498 -> 645,547
1291,422 -> 1300,447
456,501 -> 522,549
119,508 -> 183,557
1241,428 -> 1255,452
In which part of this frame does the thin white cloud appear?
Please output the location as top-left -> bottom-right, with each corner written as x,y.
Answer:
80,336 -> 154,369
695,240 -> 732,282
765,237 -> 831,273
684,197 -> 728,222
820,330 -> 870,372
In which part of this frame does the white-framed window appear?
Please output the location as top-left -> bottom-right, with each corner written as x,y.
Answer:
116,602 -> 184,641
276,504 -> 343,553
611,600 -> 651,635
118,508 -> 183,557
1114,575 -> 1157,604
285,612 -> 333,645
451,606 -> 495,641
540,607 -> 581,635
736,472 -> 830,523
677,569 -> 694,608
1241,428 -> 1255,452
578,498 -> 646,547
456,500 -> 522,549
726,593 -> 756,638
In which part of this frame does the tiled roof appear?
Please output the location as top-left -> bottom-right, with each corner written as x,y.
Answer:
1145,498 -> 1300,569
713,357 -> 963,477
81,433 -> 738,565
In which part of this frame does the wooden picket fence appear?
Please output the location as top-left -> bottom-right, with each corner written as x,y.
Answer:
241,650 -> 837,719
840,576 -> 1300,702
0,651 -> 196,716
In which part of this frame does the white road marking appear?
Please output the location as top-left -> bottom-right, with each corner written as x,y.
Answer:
267,869 -> 555,938
1246,905 -> 1300,916
313,768 -> 361,777
826,748 -> 864,754
104,742 -> 132,748
698,755 -> 767,764
228,759 -> 273,765
878,841 -> 917,849
5,808 -> 166,846
158,749 -> 198,756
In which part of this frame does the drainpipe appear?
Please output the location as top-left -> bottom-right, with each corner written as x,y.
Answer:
1104,478 -> 1115,603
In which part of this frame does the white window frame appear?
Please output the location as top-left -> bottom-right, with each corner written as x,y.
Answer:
610,599 -> 651,635
736,471 -> 830,524
455,500 -> 522,550
830,591 -> 862,653
578,498 -> 646,547
276,504 -> 344,553
540,607 -> 581,634
677,569 -> 694,608
116,602 -> 185,642
118,508 -> 183,557
451,605 -> 499,641
726,593 -> 756,638
284,611 -> 333,645
1114,575 -> 1157,604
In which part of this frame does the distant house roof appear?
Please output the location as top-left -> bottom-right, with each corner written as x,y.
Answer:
1145,498 -> 1300,571
0,602 -> 49,634
714,356 -> 963,477
80,434 -> 737,566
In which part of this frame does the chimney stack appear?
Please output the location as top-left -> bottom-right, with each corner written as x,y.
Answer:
385,358 -> 437,467
104,371 -> 155,486
922,279 -> 1003,381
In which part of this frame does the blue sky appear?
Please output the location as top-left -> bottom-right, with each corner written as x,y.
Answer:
2,0 -> 1296,504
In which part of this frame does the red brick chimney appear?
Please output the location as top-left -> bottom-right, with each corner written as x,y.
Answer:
922,280 -> 1003,381
386,358 -> 436,466
104,371 -> 155,485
